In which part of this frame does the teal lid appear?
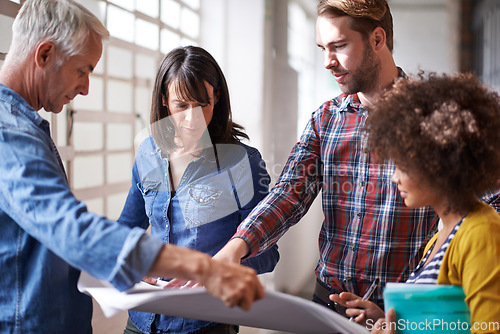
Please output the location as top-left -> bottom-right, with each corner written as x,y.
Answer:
384,283 -> 466,301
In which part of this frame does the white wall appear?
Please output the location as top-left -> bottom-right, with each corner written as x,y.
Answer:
391,0 -> 460,74
201,0 -> 267,154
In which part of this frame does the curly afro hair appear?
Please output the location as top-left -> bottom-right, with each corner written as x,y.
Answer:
366,72 -> 500,213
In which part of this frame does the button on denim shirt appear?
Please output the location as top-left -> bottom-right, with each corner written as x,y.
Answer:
0,84 -> 165,334
118,137 -> 280,333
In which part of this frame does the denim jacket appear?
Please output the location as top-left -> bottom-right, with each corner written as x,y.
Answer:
118,137 -> 280,333
0,84 -> 165,334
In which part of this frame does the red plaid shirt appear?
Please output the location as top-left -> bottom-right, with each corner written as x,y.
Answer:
235,93 -> 440,301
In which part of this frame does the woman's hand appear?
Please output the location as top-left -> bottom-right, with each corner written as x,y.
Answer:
329,292 -> 385,326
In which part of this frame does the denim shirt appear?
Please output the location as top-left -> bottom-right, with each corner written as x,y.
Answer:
0,84 -> 165,334
118,137 -> 280,334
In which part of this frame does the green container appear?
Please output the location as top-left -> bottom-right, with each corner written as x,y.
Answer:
382,283 -> 471,334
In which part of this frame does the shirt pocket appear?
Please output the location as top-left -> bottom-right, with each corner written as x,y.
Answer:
183,184 -> 222,229
137,179 -> 161,218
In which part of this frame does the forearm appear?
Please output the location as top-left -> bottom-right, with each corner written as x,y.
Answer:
213,238 -> 250,265
235,161 -> 322,257
149,243 -> 265,310
227,238 -> 251,260
148,244 -> 212,284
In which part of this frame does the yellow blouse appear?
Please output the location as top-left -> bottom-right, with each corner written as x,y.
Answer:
423,202 -> 500,333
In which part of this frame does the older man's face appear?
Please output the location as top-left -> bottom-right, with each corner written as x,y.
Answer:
41,32 -> 102,113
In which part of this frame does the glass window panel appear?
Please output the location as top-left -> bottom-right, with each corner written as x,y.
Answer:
161,28 -> 181,54
107,5 -> 134,43
135,18 -> 159,50
93,46 -> 105,75
98,1 -> 107,23
73,123 -> 104,151
84,198 -> 104,216
73,155 -> 104,189
135,86 -> 151,121
107,153 -> 133,184
0,15 -> 14,54
181,0 -> 199,10
56,107 -> 68,147
161,0 -> 180,29
108,0 -> 134,11
287,2 -> 314,70
180,37 -> 196,47
107,123 -> 133,150
287,3 -> 316,139
107,192 -> 128,220
135,53 -> 157,80
304,18 -> 315,62
107,79 -> 133,113
81,0 -> 105,22
136,0 -> 159,17
72,77 -> 104,111
180,7 -> 199,39
288,2 -> 304,67
107,46 -> 133,79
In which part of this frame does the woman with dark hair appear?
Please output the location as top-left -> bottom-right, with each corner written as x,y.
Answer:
150,45 -> 248,152
118,46 -> 279,334
329,72 -> 500,333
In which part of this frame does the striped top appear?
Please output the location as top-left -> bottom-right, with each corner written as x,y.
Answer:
406,218 -> 464,284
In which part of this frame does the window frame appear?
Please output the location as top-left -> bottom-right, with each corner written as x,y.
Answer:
0,0 -> 200,219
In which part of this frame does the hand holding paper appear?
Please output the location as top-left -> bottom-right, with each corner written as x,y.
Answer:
78,272 -> 368,334
148,244 -> 264,310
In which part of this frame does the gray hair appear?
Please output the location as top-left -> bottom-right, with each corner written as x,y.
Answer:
8,0 -> 109,63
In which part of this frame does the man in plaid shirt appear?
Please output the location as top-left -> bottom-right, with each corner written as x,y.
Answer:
215,0 -> 500,314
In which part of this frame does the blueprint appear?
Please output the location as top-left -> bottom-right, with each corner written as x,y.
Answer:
78,272 -> 368,334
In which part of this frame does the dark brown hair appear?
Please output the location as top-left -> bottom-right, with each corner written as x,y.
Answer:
366,72 -> 500,213
150,46 -> 248,152
317,0 -> 393,51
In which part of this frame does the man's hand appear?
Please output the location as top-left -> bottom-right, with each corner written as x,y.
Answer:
164,238 -> 255,293
142,276 -> 158,285
201,260 -> 264,310
148,244 -> 264,310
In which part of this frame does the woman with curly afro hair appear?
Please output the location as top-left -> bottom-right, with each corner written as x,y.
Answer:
330,72 -> 500,333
